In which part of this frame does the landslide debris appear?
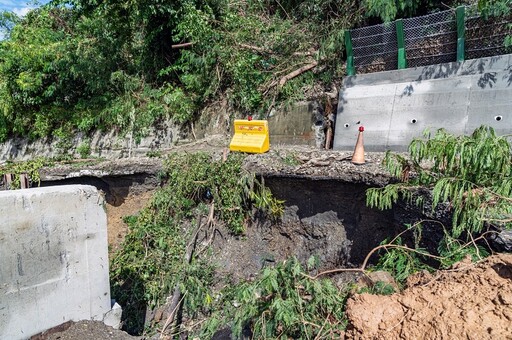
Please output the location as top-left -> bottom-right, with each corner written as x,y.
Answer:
345,253 -> 512,339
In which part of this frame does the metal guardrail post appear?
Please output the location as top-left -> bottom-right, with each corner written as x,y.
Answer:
456,6 -> 465,62
396,19 -> 407,69
345,30 -> 356,76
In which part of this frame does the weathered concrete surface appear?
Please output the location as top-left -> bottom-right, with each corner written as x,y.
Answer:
0,100 -> 321,163
31,146 -> 391,189
0,123 -> 182,163
267,101 -> 317,146
334,54 -> 512,151
0,185 -> 110,339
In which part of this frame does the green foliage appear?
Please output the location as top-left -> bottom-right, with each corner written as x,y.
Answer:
0,157 -> 54,188
161,152 -> 284,233
478,0 -> 512,18
374,237 -> 433,285
367,126 -> 512,238
76,139 -> 91,158
3,0 -> 495,143
251,185 -> 285,219
477,0 -> 512,49
437,231 -> 490,268
110,152 -> 284,333
53,127 -> 74,158
362,0 -> 436,21
358,280 -> 396,295
0,6 -> 114,140
366,126 -> 511,285
0,0 -> 352,140
199,257 -> 347,339
276,150 -> 301,166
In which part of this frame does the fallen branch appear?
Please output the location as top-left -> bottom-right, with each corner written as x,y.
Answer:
238,43 -> 269,54
238,43 -> 316,57
160,204 -> 215,337
160,292 -> 187,337
172,42 -> 194,49
278,61 -> 318,88
304,227 -> 499,282
264,60 -> 318,91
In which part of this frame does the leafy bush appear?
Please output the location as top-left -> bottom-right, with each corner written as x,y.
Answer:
367,126 -> 512,238
76,139 -> 91,158
0,157 -> 54,188
367,126 -> 511,283
374,237 -> 433,285
110,152 -> 284,334
200,257 -> 348,339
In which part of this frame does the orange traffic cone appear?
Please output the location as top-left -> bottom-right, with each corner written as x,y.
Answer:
351,126 -> 365,165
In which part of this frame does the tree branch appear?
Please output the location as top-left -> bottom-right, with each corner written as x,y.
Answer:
277,61 -> 318,88
172,42 -> 195,49
238,43 -> 316,57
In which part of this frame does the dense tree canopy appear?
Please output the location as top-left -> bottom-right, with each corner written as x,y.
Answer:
0,0 -> 509,142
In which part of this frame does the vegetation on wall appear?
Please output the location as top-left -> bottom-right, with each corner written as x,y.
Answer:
0,157 -> 53,188
0,0 -> 357,143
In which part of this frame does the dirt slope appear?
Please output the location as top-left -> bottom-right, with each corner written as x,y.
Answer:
345,253 -> 512,339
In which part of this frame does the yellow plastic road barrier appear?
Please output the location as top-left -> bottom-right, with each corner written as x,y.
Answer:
229,119 -> 270,153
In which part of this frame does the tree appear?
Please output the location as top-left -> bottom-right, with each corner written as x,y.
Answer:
367,126 -> 512,238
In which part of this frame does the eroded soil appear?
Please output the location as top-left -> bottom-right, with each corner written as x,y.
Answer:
106,190 -> 157,253
345,253 -> 512,339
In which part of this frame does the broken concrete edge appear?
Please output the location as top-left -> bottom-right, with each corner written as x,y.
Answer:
34,149 -> 394,186
103,301 -> 123,330
253,171 -> 393,187
38,157 -> 164,181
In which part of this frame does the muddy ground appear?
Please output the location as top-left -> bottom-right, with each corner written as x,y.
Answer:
33,144 -> 512,339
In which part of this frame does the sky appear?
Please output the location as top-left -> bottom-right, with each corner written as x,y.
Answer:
0,0 -> 49,16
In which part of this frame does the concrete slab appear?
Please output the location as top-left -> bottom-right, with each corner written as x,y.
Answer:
0,185 -> 110,339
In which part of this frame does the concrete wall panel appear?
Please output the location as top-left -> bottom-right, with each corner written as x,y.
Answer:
268,102 -> 316,145
0,185 -> 110,339
334,53 -> 512,151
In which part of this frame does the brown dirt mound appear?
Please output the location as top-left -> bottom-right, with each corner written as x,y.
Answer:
345,253 -> 512,339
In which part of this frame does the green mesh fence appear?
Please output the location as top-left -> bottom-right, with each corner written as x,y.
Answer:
347,6 -> 511,74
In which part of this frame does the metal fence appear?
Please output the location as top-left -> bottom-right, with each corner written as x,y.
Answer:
351,23 -> 397,73
403,10 -> 457,68
465,8 -> 511,59
347,6 -> 512,74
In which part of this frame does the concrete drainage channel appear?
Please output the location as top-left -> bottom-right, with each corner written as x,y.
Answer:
1,170 -> 438,338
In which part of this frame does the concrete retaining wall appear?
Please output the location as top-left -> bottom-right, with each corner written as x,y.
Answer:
334,54 -> 512,151
268,101 -> 317,146
0,185 -> 110,339
0,101 -> 320,163
0,123 -> 180,162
